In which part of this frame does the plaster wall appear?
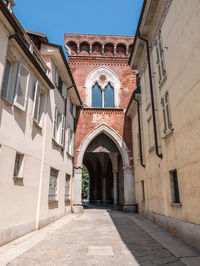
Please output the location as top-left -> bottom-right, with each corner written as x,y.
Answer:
0,24 -> 75,245
131,0 -> 200,234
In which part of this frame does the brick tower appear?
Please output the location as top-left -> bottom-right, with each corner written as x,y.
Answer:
64,33 -> 136,212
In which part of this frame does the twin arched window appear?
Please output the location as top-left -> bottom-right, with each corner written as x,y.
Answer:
92,83 -> 114,108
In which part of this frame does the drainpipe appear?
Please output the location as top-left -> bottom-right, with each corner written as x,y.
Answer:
65,84 -> 79,212
138,32 -> 162,159
132,89 -> 145,168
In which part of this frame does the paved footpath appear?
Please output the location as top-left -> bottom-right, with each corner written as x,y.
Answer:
1,206 -> 200,266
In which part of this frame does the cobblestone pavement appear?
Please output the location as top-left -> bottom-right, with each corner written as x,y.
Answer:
1,206 -> 200,266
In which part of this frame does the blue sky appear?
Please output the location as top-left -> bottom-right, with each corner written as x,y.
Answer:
14,0 -> 143,47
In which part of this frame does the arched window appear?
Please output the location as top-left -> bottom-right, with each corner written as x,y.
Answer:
92,83 -> 102,107
92,82 -> 114,108
104,83 -> 114,107
86,67 -> 120,108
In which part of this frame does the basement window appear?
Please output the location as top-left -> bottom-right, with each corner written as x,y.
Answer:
141,180 -> 145,201
170,169 -> 181,204
13,152 -> 24,178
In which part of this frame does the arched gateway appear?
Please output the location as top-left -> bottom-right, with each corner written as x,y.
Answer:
65,33 -> 137,213
73,125 -> 136,212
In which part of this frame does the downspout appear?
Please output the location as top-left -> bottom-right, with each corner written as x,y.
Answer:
65,84 -> 75,213
35,92 -> 49,229
65,84 -> 82,212
133,93 -> 145,168
138,32 -> 162,159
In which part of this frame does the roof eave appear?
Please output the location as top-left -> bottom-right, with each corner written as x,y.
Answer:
47,42 -> 83,106
128,0 -> 147,68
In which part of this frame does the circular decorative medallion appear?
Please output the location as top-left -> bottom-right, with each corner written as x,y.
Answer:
99,74 -> 106,82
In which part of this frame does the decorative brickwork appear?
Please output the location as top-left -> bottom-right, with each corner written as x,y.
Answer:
64,34 -> 136,167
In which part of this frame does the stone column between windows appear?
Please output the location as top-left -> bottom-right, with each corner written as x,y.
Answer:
102,45 -> 104,56
126,46 -> 129,57
77,43 -> 80,55
89,44 -> 92,56
73,165 -> 83,213
123,165 -> 136,212
114,45 -> 117,57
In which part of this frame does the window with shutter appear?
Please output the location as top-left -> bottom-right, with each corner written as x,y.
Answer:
161,91 -> 173,135
53,107 -> 66,147
1,60 -> 29,108
72,105 -> 76,118
1,59 -> 12,102
55,68 -> 59,87
14,63 -> 30,111
58,76 -> 63,95
33,81 -> 45,127
155,31 -> 166,84
62,83 -> 67,99
61,115 -> 65,147
53,107 -> 57,139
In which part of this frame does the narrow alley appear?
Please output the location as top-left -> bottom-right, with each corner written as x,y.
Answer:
1,206 -> 200,266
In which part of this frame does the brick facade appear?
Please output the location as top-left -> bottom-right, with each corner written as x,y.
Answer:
64,34 -> 136,165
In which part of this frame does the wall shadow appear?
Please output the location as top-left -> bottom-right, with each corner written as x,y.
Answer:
83,204 -> 177,266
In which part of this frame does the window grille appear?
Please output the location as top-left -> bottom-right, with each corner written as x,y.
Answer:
161,91 -> 172,134
48,168 -> 58,202
13,153 -> 24,177
170,169 -> 180,204
65,174 -> 71,201
155,31 -> 166,84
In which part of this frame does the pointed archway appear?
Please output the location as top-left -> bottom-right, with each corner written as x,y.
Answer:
73,125 -> 136,213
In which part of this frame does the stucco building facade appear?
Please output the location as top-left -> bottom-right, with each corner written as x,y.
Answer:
65,34 -> 137,212
0,1 -> 81,246
127,0 -> 200,251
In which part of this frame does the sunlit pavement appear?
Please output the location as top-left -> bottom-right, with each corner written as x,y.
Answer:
1,205 -> 200,266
